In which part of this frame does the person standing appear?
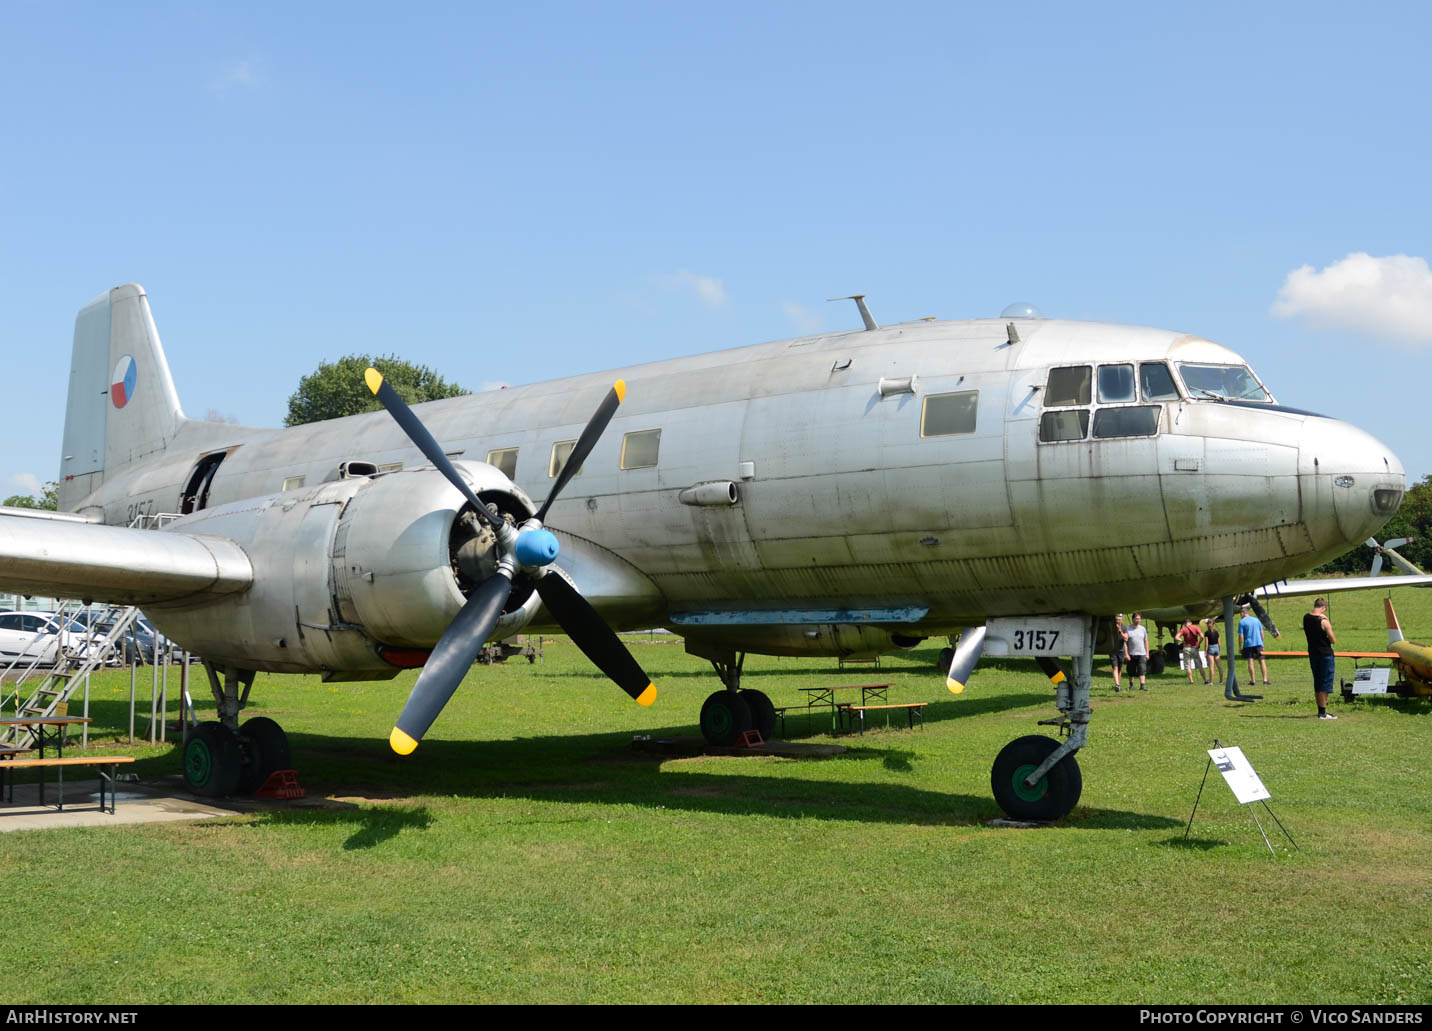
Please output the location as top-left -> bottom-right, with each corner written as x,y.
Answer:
1109,613 -> 1130,691
1239,605 -> 1270,685
1204,618 -> 1223,685
1303,598 -> 1338,720
1178,618 -> 1210,685
1126,612 -> 1150,691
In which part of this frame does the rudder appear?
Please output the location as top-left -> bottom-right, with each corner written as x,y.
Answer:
58,284 -> 184,511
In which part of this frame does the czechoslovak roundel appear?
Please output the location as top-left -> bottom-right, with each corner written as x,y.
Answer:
111,355 -> 137,409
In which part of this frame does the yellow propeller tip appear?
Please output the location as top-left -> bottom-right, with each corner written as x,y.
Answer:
365,368 -> 384,395
613,379 -> 626,403
946,678 -> 966,695
389,727 -> 419,755
636,682 -> 656,707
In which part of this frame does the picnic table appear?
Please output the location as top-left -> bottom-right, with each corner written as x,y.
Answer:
793,683 -> 890,732
0,716 -> 95,807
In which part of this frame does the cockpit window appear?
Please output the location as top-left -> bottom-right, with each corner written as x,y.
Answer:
1139,362 -> 1180,401
1177,363 -> 1271,403
1093,405 -> 1160,439
1044,366 -> 1091,407
1097,364 -> 1136,403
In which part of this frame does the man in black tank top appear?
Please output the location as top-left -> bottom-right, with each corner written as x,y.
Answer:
1303,598 -> 1338,720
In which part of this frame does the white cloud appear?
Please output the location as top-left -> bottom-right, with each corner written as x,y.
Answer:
210,58 -> 264,94
1271,252 -> 1432,347
5,473 -> 42,498
781,301 -> 824,335
658,270 -> 727,308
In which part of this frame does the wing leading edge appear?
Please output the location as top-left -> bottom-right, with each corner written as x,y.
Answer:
0,513 -> 252,606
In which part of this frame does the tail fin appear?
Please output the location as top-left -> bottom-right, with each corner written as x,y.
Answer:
58,284 -> 184,510
1386,598 -> 1405,646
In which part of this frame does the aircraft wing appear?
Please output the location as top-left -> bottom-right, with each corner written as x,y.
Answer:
1253,574 -> 1432,601
0,509 -> 252,606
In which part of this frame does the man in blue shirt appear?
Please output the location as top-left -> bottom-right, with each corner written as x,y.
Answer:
1239,605 -> 1270,685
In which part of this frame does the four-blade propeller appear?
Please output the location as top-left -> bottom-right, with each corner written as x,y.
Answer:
366,370 -> 655,755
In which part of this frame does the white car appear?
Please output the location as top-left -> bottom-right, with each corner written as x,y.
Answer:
0,611 -> 108,666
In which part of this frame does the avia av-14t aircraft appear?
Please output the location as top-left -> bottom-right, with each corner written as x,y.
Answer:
0,284 -> 1410,819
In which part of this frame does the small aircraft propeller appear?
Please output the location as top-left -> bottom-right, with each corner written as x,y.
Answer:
366,369 -> 655,756
1367,536 -> 1421,577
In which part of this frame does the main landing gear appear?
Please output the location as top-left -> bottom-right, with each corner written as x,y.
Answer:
181,664 -> 293,797
697,651 -> 777,745
985,616 -> 1096,822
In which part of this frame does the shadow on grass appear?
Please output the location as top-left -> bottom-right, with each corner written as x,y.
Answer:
1161,835 -> 1229,851
68,697 -> 1179,832
270,729 -> 1183,832
258,805 -> 435,850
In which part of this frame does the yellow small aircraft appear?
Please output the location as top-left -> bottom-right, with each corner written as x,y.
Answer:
1384,599 -> 1432,698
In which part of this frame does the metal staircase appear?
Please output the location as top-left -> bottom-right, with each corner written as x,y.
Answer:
0,604 -> 140,748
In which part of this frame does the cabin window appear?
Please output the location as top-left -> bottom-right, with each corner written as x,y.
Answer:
1093,405 -> 1160,439
1097,365 -> 1136,403
620,429 -> 661,470
549,440 -> 583,479
1044,366 -> 1091,406
486,448 -> 518,479
1040,410 -> 1089,442
1139,362 -> 1180,401
282,475 -> 306,491
920,391 -> 979,437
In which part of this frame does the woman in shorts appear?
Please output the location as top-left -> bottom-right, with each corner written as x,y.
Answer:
1204,619 -> 1222,684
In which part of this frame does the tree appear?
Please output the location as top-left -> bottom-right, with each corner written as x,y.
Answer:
1311,474 -> 1432,575
3,481 -> 58,510
284,354 -> 467,427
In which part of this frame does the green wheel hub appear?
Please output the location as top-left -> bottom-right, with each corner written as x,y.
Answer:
184,738 -> 214,786
1010,763 -> 1049,803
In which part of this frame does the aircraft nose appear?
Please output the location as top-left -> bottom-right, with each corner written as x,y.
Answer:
1299,416 -> 1406,548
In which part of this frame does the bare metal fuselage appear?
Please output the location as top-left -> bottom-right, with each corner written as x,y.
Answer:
70,315 -> 1404,665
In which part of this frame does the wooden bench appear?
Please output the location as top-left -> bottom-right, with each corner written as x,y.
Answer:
1,755 -> 135,813
840,702 -> 928,734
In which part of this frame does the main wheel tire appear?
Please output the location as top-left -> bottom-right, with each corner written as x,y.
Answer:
990,734 -> 1083,822
937,647 -> 955,670
1148,652 -> 1166,676
700,691 -> 753,746
183,721 -> 242,798
741,689 -> 777,740
237,716 -> 292,794
1162,641 -> 1181,662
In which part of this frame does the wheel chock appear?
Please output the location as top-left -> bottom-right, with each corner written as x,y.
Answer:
737,730 -> 764,748
255,769 -> 305,799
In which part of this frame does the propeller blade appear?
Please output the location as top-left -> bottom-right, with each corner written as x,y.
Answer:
946,625 -> 986,694
1386,538 -> 1410,550
1371,554 -> 1384,578
1388,550 -> 1425,576
366,367 -> 502,531
1035,656 -> 1068,686
390,573 -> 513,754
536,381 -> 625,522
535,572 -> 655,705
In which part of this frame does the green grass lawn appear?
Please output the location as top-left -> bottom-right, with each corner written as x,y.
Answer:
2,587 -> 1429,1004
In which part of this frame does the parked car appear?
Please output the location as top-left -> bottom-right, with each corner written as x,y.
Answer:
69,610 -> 179,665
0,611 -> 107,666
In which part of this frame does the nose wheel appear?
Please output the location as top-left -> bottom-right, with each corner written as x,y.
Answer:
991,734 -> 1082,821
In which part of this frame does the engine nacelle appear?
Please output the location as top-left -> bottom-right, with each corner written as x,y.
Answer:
147,462 -> 539,678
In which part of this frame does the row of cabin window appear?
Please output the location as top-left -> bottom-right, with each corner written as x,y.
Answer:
485,428 -> 662,481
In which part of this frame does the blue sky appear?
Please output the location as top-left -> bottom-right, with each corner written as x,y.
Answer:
3,1 -> 1430,500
